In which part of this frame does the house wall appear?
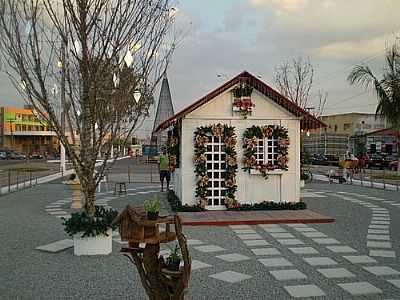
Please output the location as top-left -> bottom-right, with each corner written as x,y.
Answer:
178,88 -> 300,207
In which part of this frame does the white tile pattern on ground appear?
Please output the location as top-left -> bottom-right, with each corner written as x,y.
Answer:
233,229 -> 256,234
243,240 -> 270,246
326,245 -> 357,253
363,266 -> 400,276
209,271 -> 252,283
270,269 -> 307,280
369,250 -> 396,258
277,239 -> 304,245
262,227 -> 288,233
301,232 -> 327,238
36,239 -> 73,253
288,247 -> 319,255
229,225 -> 251,229
303,257 -> 338,266
187,239 -> 204,245
191,260 -> 212,271
367,234 -> 390,241
387,279 -> 400,288
343,255 -> 377,264
215,253 -> 251,262
367,241 -> 392,248
284,284 -> 326,298
338,282 -> 382,296
194,245 -> 226,253
312,238 -> 341,245
270,232 -> 295,238
251,248 -> 281,256
317,268 -> 355,279
293,227 -> 317,232
237,234 -> 263,240
258,257 -> 293,268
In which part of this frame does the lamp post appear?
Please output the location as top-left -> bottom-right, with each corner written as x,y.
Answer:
58,41 -> 67,174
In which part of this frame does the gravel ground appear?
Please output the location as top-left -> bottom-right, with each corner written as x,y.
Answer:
1,179 -> 400,299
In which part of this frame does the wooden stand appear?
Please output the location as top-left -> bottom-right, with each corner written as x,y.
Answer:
113,206 -> 191,300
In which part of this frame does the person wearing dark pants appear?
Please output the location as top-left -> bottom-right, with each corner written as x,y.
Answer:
159,149 -> 170,192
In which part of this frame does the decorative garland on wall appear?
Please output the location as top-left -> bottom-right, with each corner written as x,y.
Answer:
242,125 -> 289,179
232,83 -> 254,119
194,124 -> 238,209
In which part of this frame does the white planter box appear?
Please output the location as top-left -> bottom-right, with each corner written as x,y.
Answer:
250,169 -> 285,175
73,229 -> 112,256
300,180 -> 305,188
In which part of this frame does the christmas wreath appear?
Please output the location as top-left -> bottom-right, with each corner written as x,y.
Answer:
242,125 -> 289,179
193,124 -> 238,209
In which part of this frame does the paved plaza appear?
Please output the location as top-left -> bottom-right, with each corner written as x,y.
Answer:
1,171 -> 400,299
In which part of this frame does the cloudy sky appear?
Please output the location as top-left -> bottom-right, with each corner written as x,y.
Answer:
0,0 -> 399,136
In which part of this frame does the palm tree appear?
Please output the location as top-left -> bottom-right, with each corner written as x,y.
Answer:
348,44 -> 400,173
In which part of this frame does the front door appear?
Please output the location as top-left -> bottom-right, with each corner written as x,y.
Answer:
205,135 -> 227,210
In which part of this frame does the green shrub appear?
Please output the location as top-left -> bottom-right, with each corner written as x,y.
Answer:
167,190 -> 204,212
144,197 -> 161,213
62,206 -> 118,238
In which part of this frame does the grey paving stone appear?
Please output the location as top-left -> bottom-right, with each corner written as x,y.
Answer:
251,248 -> 281,256
277,239 -> 304,245
48,211 -> 68,215
209,271 -> 251,283
229,225 -> 251,229
371,220 -> 390,225
237,234 -> 263,240
36,239 -> 73,253
45,208 -> 63,211
270,232 -> 295,238
293,227 -> 317,232
56,215 -> 71,219
317,268 -> 356,278
312,238 -> 341,245
369,224 -> 389,229
233,229 -> 256,234
286,223 -> 307,227
243,240 -> 270,246
187,239 -> 204,245
367,241 -> 392,248
45,205 -> 61,208
215,253 -> 251,262
191,260 -> 212,271
302,232 -> 327,238
368,229 -> 390,234
367,234 -> 390,241
270,269 -> 307,281
343,255 -> 377,264
194,245 -> 226,253
372,217 -> 391,221
338,282 -> 382,296
363,266 -> 400,276
288,247 -> 319,255
326,245 -> 357,253
303,257 -> 338,266
387,279 -> 400,288
259,257 -> 293,268
369,250 -> 396,258
258,224 -> 281,228
284,284 -> 326,298
262,227 -> 288,233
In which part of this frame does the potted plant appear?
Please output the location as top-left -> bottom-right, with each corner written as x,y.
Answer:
144,197 -> 161,220
62,206 -> 118,256
166,245 -> 181,271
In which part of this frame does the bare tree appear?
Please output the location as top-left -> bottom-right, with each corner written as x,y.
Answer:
274,57 -> 314,109
314,89 -> 328,118
0,0 -> 177,217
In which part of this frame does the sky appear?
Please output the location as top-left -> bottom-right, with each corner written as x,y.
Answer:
0,0 -> 399,136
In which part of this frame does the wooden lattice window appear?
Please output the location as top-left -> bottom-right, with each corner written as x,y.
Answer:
255,136 -> 279,165
205,136 -> 226,206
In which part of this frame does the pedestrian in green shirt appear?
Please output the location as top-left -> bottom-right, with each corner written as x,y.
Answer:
159,148 -> 170,192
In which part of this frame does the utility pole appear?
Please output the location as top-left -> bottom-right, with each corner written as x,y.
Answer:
60,40 -> 66,174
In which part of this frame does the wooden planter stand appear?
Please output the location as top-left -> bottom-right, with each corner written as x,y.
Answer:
113,206 -> 191,300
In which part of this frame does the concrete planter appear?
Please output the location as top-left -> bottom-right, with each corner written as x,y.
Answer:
300,180 -> 305,188
73,229 -> 112,256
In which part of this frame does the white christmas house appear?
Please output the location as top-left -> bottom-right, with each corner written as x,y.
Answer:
154,71 -> 325,210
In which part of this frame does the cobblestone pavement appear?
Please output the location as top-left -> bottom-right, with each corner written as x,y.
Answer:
1,179 -> 400,299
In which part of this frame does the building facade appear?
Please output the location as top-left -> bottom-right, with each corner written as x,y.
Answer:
0,106 -> 58,155
365,128 -> 399,155
155,71 -> 324,210
304,113 -> 387,157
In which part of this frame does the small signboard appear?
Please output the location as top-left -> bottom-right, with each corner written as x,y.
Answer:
142,145 -> 158,157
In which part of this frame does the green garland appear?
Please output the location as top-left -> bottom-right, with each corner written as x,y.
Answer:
194,124 -> 238,208
167,122 -> 180,171
242,125 -> 289,179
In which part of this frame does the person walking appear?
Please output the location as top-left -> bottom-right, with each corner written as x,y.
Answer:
159,148 -> 170,192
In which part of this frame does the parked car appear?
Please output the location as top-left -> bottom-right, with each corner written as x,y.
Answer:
29,153 -> 43,159
367,154 -> 385,169
0,151 -> 7,159
11,152 -> 27,160
324,154 -> 339,166
389,160 -> 399,171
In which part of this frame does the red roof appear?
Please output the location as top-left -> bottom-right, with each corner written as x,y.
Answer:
365,128 -> 400,137
154,71 -> 326,132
